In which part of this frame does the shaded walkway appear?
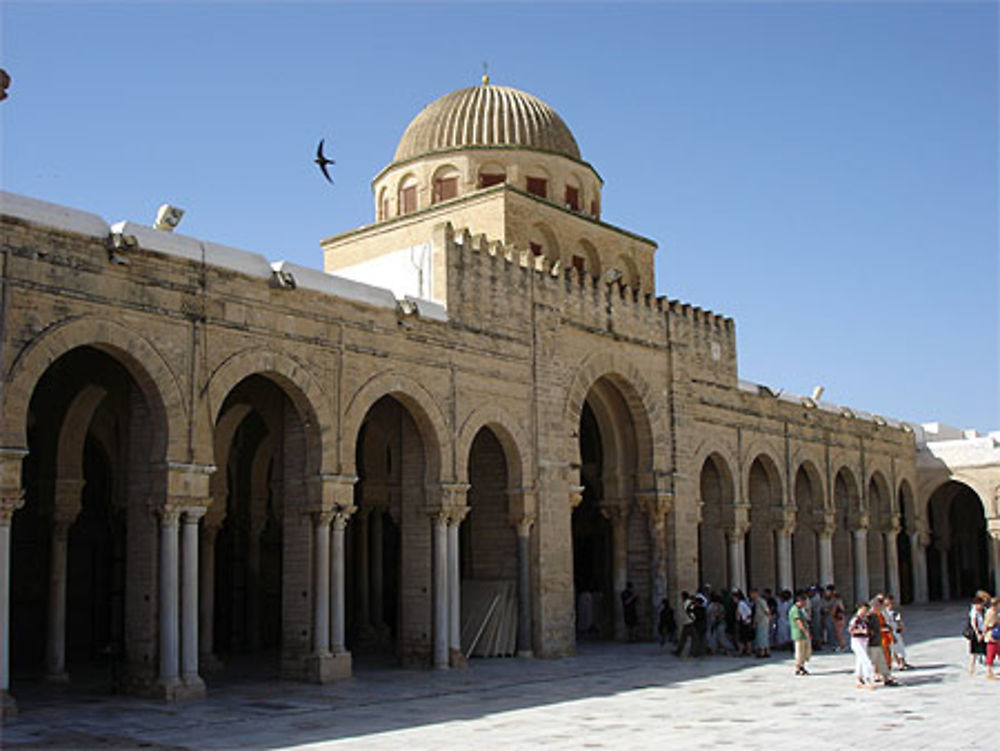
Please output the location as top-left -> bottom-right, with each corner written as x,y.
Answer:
2,604 -> 995,750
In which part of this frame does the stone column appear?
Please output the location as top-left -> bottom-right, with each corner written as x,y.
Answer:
312,510 -> 332,658
884,526 -> 901,599
158,506 -> 182,696
199,520 -> 222,670
726,525 -> 747,593
640,491 -> 672,637
600,502 -> 629,641
329,505 -> 354,656
181,507 -> 206,692
43,515 -> 73,682
246,515 -> 264,652
0,481 -> 25,717
852,526 -> 869,603
371,507 -> 387,640
354,507 -> 373,641
910,531 -> 929,604
512,513 -> 535,657
938,545 -> 951,601
776,510 -> 796,593
447,506 -> 469,667
818,516 -> 835,588
431,508 -> 449,669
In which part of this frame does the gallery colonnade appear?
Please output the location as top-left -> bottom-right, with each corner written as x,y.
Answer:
695,449 -> 998,607
1,321 -> 668,709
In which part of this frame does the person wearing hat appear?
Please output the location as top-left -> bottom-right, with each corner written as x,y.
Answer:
788,591 -> 812,675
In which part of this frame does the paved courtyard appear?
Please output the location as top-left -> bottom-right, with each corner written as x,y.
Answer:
2,603 -> 995,750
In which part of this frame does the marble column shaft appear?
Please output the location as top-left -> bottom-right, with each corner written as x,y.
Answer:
330,511 -> 349,654
884,531 -> 901,599
180,509 -> 205,685
514,517 -> 534,657
159,508 -> 181,689
199,523 -> 220,663
44,519 -> 71,681
371,510 -> 385,633
432,510 -> 449,669
446,510 -> 465,658
818,531 -> 834,588
1,493 -> 25,713
776,530 -> 794,593
852,528 -> 869,603
313,512 -> 332,656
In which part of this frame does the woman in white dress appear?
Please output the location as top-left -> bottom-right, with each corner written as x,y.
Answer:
849,602 -> 877,688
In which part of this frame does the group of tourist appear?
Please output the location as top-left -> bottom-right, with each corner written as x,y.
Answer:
659,583 -> 920,688
663,584 -> 852,660
966,590 -> 999,680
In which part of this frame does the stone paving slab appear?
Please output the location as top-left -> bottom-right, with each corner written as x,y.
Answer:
1,604 -> 995,750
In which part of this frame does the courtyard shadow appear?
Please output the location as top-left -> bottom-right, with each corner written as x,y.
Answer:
2,603 -> 976,750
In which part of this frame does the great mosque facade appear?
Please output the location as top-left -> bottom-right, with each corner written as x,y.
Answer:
1,79 -> 997,714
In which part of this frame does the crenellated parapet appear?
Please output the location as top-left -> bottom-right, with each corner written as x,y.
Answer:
440,221 -> 733,350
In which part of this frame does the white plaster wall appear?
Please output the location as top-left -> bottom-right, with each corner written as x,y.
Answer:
333,243 -> 433,301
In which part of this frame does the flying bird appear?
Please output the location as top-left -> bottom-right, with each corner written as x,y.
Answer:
315,139 -> 335,184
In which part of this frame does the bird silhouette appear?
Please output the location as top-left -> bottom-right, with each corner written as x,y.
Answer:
315,139 -> 335,183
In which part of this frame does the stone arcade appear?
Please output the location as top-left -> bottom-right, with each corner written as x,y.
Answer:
1,79 -> 997,715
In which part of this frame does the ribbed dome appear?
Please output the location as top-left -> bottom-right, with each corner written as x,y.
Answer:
393,84 -> 581,163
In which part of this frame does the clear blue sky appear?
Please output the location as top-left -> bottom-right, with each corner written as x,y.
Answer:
3,2 -> 997,432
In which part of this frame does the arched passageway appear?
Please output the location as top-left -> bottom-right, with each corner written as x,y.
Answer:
833,469 -> 859,605
897,482 -> 916,603
459,428 -> 521,658
867,473 -> 892,596
793,463 -> 823,589
927,481 -> 989,601
746,456 -> 782,591
348,395 -> 436,666
698,454 -> 734,590
11,346 -> 163,696
572,376 -> 651,642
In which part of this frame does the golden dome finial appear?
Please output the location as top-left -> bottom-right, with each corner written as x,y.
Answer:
481,61 -> 490,86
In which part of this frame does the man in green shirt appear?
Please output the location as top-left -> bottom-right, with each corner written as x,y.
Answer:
789,592 -> 812,676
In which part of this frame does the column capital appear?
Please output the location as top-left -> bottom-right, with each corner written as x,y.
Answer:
568,484 -> 585,510
637,490 -> 673,520
183,506 -> 207,523
447,505 -> 469,525
987,517 -> 1000,538
308,473 -> 358,513
777,506 -> 797,535
159,505 -> 183,525
510,512 -> 536,537
816,512 -> 836,537
598,500 -> 628,526
0,446 -> 27,524
332,504 -> 356,531
852,513 -> 870,532
428,507 -> 450,526
724,521 -> 750,540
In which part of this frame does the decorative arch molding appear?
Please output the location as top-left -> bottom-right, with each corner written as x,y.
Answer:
867,470 -> 894,531
196,347 -> 333,471
692,435 -> 737,478
1,315 -> 187,460
921,474 -> 992,520
455,405 -> 530,490
793,459 -> 827,517
832,465 -> 864,524
564,351 -> 659,460
740,441 -> 786,496
341,370 -> 451,481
